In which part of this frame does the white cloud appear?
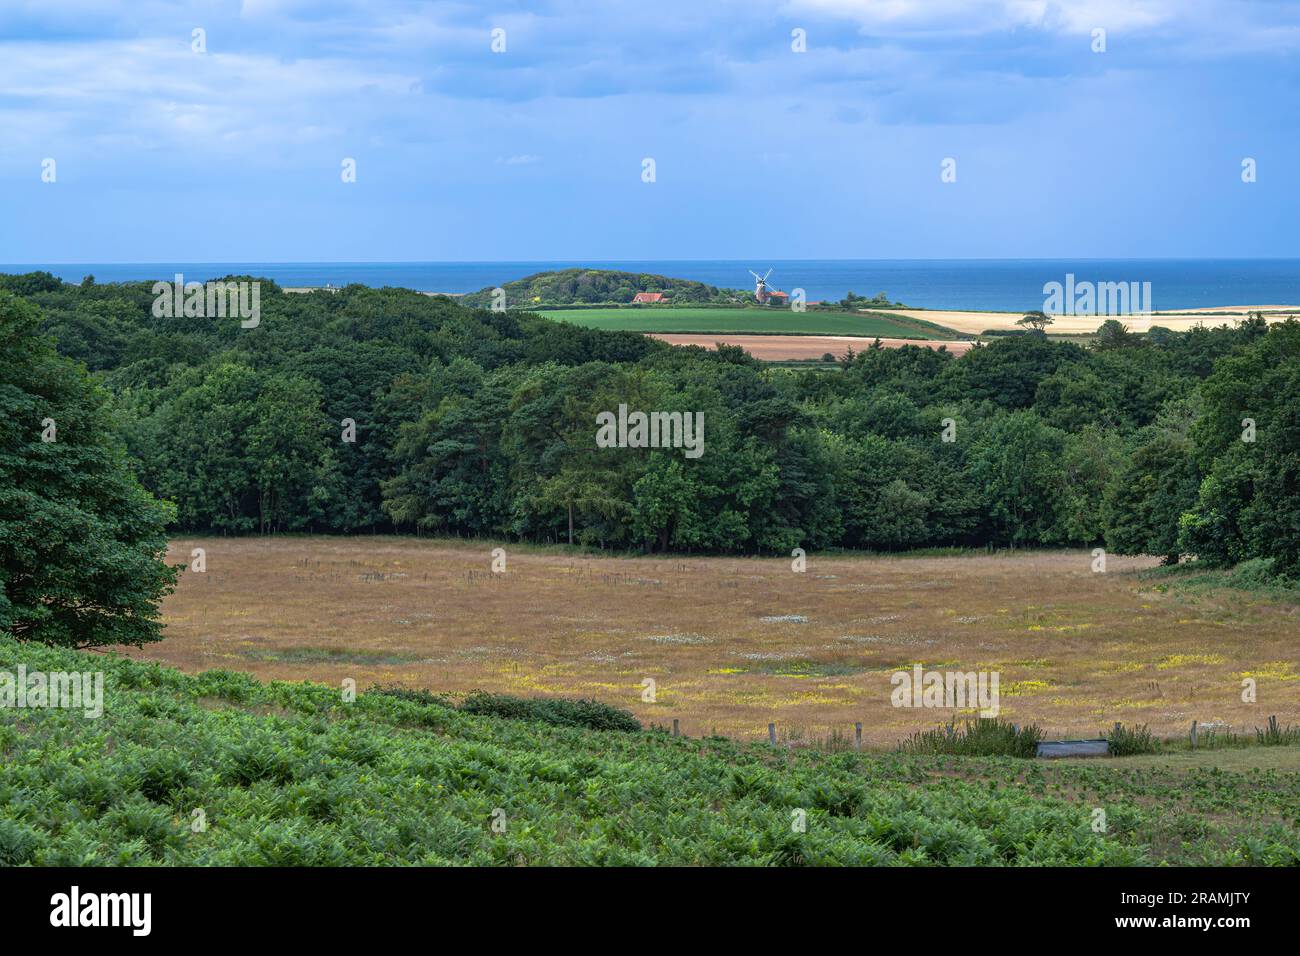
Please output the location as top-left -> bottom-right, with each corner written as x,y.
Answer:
1041,0 -> 1175,33
0,37 -> 420,155
789,0 -> 1188,35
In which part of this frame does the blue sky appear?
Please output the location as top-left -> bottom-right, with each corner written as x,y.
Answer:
2,0 -> 1298,262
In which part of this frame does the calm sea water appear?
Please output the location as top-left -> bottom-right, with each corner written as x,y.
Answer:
4,260 -> 1297,311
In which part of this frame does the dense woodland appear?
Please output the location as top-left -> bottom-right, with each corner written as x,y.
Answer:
4,271 -> 1298,594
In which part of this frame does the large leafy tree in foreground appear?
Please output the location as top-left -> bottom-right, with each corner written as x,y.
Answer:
0,291 -> 178,647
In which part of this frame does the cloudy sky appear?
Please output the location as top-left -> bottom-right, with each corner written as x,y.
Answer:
2,0 -> 1297,261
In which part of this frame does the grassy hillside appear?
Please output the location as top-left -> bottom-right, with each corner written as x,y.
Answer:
540,307 -> 955,339
460,268 -> 740,308
2,636 -> 1296,865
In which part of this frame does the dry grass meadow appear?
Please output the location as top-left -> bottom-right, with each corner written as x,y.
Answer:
129,537 -> 1300,747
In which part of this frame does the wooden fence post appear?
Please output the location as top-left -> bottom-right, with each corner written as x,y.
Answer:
1191,719 -> 1198,751
672,718 -> 679,738
768,722 -> 777,746
854,722 -> 862,751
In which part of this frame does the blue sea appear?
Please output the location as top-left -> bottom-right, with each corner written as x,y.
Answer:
4,260 -> 1297,312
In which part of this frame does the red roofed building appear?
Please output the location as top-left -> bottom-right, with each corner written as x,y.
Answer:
631,292 -> 664,304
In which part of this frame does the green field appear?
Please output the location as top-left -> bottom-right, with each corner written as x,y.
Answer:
539,307 -> 956,339
3,635 -> 1297,866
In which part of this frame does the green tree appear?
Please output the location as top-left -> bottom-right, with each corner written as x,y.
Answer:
0,291 -> 179,647
967,412 -> 1066,546
1094,318 -> 1133,350
835,435 -> 929,549
150,364 -> 332,533
940,334 -> 1082,409
1018,310 -> 1053,332
1102,398 -> 1201,564
631,456 -> 703,551
247,375 -> 334,534
1058,425 -> 1125,543
1180,321 -> 1300,573
381,360 -> 513,536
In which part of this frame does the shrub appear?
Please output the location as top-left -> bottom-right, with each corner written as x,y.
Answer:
1256,715 -> 1300,746
193,669 -> 258,703
245,820 -> 349,866
897,718 -> 1042,758
0,818 -> 40,865
1230,557 -> 1287,587
224,738 -> 297,786
1106,723 -> 1159,756
131,750 -> 193,802
459,692 -> 641,732
102,797 -> 181,854
369,685 -> 453,708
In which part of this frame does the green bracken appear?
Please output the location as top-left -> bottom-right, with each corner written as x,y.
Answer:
2,636 -> 1296,866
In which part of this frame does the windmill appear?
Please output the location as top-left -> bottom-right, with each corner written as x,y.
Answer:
749,268 -> 773,303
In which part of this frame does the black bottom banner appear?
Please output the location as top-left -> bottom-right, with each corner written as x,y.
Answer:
0,865 -> 1286,942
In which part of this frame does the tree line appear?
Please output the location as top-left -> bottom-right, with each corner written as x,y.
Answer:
4,271 -> 1297,618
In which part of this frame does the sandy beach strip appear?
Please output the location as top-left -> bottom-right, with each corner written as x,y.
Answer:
893,306 -> 1300,335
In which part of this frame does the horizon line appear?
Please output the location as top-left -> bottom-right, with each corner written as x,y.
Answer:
5,256 -> 1300,267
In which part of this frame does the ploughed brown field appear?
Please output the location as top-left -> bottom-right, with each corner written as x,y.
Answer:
650,333 -> 975,360
132,537 -> 1300,746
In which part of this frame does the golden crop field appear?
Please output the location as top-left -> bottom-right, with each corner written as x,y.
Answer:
131,537 -> 1300,746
